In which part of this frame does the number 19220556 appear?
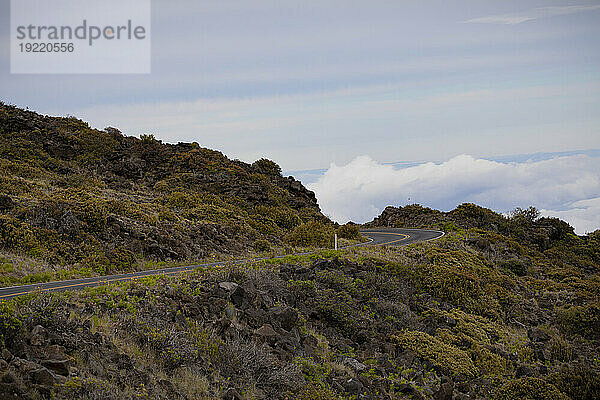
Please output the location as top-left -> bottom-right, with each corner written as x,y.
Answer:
19,42 -> 74,52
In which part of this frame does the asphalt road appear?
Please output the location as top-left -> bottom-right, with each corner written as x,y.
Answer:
0,228 -> 444,300
360,228 -> 445,246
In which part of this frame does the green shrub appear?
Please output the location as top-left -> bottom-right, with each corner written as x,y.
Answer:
183,204 -> 237,223
252,158 -> 282,176
586,230 -> 600,263
423,308 -> 505,345
468,343 -> 508,376
336,223 -> 360,240
248,214 -> 280,235
0,301 -> 21,348
500,259 -> 528,276
547,365 -> 600,400
108,247 -> 136,272
548,335 -> 574,362
440,221 -> 461,232
288,280 -> 317,297
557,303 -> 600,340
187,319 -> 222,363
495,377 -> 569,400
254,205 -> 301,229
315,289 -> 363,335
55,189 -> 109,233
140,133 -> 157,143
296,356 -> 332,384
406,247 -> 519,319
163,191 -> 200,209
253,239 -> 271,252
316,269 -> 360,295
449,203 -> 510,231
294,384 -> 338,400
393,330 -> 477,377
286,222 -> 335,248
0,215 -> 36,250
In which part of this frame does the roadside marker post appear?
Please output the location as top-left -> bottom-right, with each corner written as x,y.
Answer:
334,233 -> 338,250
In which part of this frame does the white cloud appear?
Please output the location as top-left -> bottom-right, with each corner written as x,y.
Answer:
309,154 -> 600,234
463,5 -> 600,24
542,197 -> 600,235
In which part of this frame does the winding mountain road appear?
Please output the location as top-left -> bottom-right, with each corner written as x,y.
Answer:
360,228 -> 444,246
0,228 -> 444,300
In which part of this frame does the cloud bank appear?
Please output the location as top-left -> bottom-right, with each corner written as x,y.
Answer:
309,154 -> 600,234
463,5 -> 600,25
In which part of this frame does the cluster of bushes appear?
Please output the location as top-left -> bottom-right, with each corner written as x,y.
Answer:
336,223 -> 361,240
0,103 -> 330,284
1,213 -> 599,399
285,221 -> 335,248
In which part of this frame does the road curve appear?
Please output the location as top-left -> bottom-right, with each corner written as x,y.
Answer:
360,228 -> 445,246
0,228 -> 444,300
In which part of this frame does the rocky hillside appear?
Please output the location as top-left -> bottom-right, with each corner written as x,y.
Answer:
1,103 -> 598,399
0,203 -> 598,399
367,203 -> 587,252
0,103 -> 328,285
1,213 -> 599,399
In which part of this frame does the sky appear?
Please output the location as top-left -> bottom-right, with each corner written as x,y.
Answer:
1,1 -> 600,232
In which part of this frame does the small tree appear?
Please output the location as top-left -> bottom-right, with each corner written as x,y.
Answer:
140,133 -> 157,144
103,127 -> 121,135
510,206 -> 540,223
252,158 -> 282,176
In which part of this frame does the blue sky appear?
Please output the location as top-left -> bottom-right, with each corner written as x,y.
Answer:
1,1 -> 599,231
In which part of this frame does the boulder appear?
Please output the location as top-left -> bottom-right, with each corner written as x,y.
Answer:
434,381 -> 454,400
1,372 -> 18,384
396,383 -> 426,400
0,371 -> 24,398
535,348 -> 551,362
302,335 -> 319,356
44,344 -> 67,360
223,387 -> 244,400
254,324 -> 277,339
528,327 -> 550,342
1,348 -> 13,362
342,357 -> 368,372
218,282 -> 239,292
0,195 -> 13,211
11,357 -> 41,373
515,364 -> 535,378
343,378 -> 363,395
224,303 -> 237,319
29,325 -> 47,346
441,315 -> 457,327
158,378 -> 184,398
29,367 -> 63,386
270,306 -> 298,331
216,282 -> 248,308
230,285 -> 247,309
41,359 -> 70,376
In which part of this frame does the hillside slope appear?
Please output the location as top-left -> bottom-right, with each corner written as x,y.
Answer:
0,104 -> 326,285
1,104 -> 599,399
0,203 -> 598,400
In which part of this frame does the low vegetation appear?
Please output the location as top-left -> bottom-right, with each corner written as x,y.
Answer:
0,104 -> 331,286
2,203 -> 598,399
0,105 -> 598,399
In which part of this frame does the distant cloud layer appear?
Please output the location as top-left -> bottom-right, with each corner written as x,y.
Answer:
463,5 -> 600,24
309,154 -> 600,234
